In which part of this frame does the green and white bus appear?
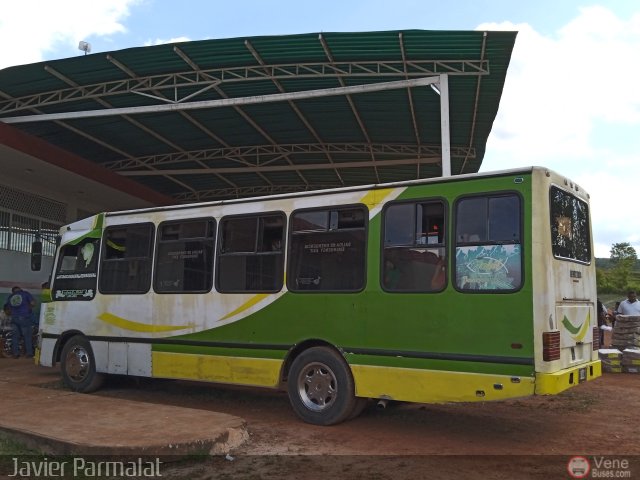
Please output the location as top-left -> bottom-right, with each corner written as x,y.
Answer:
36,166 -> 601,425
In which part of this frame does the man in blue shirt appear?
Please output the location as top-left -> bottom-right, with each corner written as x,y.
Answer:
618,290 -> 640,317
3,286 -> 36,358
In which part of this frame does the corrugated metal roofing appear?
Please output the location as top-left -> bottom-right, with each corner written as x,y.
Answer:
0,29 -> 516,202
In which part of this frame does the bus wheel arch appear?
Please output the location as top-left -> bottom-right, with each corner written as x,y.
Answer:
53,330 -> 85,364
281,339 -> 335,385
59,334 -> 104,393
284,342 -> 358,425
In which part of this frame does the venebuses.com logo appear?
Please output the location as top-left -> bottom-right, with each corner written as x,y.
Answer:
567,456 -> 632,479
567,456 -> 590,478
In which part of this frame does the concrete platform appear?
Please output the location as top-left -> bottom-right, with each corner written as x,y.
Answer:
0,359 -> 248,456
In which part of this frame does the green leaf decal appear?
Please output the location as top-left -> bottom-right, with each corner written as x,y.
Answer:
561,315 -> 582,335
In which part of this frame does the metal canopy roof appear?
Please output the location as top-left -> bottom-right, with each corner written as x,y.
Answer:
0,30 -> 516,203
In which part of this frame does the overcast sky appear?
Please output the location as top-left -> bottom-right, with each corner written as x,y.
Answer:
1,0 -> 638,258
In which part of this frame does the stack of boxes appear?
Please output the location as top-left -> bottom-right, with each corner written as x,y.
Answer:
611,315 -> 640,349
603,315 -> 640,374
598,349 -> 622,373
621,348 -> 640,374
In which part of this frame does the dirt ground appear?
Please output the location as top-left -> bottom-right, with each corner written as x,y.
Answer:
3,353 -> 640,479
102,372 -> 640,479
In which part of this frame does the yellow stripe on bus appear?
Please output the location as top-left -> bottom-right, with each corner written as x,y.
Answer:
152,351 -> 282,388
219,293 -> 269,321
98,312 -> 192,333
350,364 -> 535,403
359,187 -> 396,209
574,310 -> 591,342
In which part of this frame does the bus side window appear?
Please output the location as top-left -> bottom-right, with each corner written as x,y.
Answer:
382,200 -> 447,292
99,223 -> 154,294
288,206 -> 367,292
216,213 -> 285,293
154,218 -> 215,293
262,216 -> 284,252
454,194 -> 522,292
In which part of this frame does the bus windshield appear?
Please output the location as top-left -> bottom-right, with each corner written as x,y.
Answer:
550,186 -> 591,263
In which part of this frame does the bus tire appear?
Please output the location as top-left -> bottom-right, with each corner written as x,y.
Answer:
60,335 -> 104,393
348,397 -> 370,420
287,346 -> 356,425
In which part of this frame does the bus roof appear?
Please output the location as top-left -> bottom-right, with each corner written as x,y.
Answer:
100,166 -> 555,219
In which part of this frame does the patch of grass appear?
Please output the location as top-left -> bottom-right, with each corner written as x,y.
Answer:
0,432 -> 42,455
38,380 -> 65,390
556,390 -> 598,412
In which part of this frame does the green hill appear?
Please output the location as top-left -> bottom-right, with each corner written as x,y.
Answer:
595,257 -> 640,304
595,258 -> 640,269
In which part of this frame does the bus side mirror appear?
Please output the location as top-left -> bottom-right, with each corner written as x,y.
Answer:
31,240 -> 42,271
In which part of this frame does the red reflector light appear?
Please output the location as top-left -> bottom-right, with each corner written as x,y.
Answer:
592,326 -> 600,351
542,331 -> 560,361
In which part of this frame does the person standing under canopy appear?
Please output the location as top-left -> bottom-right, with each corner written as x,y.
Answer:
3,286 -> 36,358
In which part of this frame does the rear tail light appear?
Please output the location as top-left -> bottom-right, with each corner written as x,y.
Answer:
592,326 -> 600,351
542,331 -> 560,361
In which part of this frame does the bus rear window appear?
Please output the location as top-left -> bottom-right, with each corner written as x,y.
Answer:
550,186 -> 591,263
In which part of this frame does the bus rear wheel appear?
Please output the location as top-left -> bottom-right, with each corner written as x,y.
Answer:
287,346 -> 356,425
60,335 -> 104,393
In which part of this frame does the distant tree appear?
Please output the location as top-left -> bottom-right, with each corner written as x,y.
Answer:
609,242 -> 637,291
596,267 -> 613,293
610,242 -> 637,264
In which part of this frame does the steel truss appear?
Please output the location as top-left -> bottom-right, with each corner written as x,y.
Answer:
175,184 -> 354,202
0,32 -> 486,199
103,143 -> 475,171
0,58 -> 488,114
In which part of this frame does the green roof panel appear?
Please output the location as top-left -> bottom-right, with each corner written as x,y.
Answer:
0,29 -> 516,202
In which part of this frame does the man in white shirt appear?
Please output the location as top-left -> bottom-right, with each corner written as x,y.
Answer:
617,290 -> 640,316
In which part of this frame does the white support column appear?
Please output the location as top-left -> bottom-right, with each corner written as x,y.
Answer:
439,74 -> 451,177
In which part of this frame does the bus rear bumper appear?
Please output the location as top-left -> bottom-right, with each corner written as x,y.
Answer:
535,359 -> 601,395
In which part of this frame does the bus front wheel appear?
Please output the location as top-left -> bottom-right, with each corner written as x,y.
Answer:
60,335 -> 104,393
287,346 -> 357,425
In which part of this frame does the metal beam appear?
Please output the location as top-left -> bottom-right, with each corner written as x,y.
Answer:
439,74 -> 451,177
174,46 -> 278,189
174,184 -> 344,202
1,77 -> 440,124
319,34 -> 380,183
460,31 -> 487,174
399,33 -> 422,179
117,157 -> 441,176
245,39 -> 344,186
172,46 -> 262,188
102,143 -> 474,170
44,65 -> 197,195
0,59 -> 488,114
105,55 -> 222,194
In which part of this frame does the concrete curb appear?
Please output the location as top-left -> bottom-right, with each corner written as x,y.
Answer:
0,381 -> 248,456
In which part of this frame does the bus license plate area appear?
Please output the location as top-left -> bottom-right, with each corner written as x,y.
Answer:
578,367 -> 587,383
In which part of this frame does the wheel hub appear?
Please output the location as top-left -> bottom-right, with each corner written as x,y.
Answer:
297,361 -> 337,412
66,346 -> 89,382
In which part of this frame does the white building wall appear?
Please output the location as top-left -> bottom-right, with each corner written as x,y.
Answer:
0,171 -> 153,302
0,250 -> 54,295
